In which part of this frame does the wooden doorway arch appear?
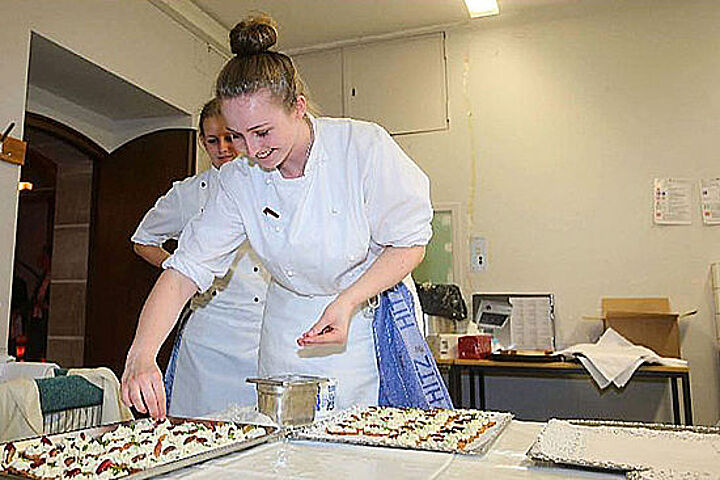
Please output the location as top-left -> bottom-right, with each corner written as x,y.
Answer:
13,113 -> 108,363
18,113 -> 195,380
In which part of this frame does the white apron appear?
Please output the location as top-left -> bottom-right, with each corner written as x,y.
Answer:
259,281 -> 379,410
170,244 -> 267,417
133,168 -> 268,417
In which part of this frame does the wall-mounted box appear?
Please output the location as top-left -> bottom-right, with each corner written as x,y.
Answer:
293,48 -> 344,118
1,136 -> 27,166
343,32 -> 448,135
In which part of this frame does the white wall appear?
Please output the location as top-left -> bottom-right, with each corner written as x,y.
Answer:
0,0 -> 226,355
26,86 -> 195,153
395,0 -> 719,423
295,0 -> 720,424
26,86 -> 120,151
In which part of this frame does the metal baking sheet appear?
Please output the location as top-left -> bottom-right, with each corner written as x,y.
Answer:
527,419 -> 720,477
1,417 -> 280,480
293,406 -> 513,455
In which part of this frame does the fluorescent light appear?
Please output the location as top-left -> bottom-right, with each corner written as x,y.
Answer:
464,0 -> 499,18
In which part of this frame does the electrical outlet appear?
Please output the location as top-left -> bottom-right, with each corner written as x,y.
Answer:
470,236 -> 487,272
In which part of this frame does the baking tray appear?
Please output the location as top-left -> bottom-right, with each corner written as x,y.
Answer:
527,419 -> 720,477
293,406 -> 513,455
489,350 -> 565,363
1,417 -> 280,480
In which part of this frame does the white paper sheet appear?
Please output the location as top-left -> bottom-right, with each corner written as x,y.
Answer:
654,178 -> 692,225
509,297 -> 553,350
700,178 -> 720,225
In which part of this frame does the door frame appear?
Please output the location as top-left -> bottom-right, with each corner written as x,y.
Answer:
17,114 -> 108,362
25,113 -> 108,161
84,128 -> 196,376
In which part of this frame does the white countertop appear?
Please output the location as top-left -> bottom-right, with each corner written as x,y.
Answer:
159,420 -> 624,479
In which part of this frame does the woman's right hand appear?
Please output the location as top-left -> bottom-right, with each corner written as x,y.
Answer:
121,349 -> 166,419
119,269 -> 197,419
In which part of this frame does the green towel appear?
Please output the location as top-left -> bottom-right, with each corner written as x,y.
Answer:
35,376 -> 103,414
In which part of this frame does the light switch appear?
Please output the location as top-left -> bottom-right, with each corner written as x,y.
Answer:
470,236 -> 487,273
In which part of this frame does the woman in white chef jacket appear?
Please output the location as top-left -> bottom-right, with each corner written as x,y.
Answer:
131,98 -> 268,417
121,15 -> 432,419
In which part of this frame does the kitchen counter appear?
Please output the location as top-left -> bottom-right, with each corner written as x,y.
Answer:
159,420 -> 623,479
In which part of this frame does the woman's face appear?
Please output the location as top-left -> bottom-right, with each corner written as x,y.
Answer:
201,116 -> 241,169
221,89 -> 307,172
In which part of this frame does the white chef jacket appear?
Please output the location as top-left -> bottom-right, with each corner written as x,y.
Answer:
132,167 -> 268,416
165,117 -> 432,409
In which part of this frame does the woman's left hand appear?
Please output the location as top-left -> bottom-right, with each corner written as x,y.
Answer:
297,297 -> 355,346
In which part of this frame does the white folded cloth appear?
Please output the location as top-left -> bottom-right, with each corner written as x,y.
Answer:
0,378 -> 43,442
68,367 -> 134,424
0,361 -> 59,383
558,328 -> 687,388
0,368 -> 133,443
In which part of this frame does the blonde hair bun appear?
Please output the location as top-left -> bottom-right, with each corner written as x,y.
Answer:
229,14 -> 278,56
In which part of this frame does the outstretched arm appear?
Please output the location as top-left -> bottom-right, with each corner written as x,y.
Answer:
121,268 -> 197,418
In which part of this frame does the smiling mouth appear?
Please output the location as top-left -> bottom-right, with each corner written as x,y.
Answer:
256,149 -> 273,160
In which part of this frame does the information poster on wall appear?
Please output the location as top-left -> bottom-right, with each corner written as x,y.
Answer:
653,178 -> 692,225
700,178 -> 720,225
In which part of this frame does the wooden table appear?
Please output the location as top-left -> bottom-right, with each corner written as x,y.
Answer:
437,358 -> 693,425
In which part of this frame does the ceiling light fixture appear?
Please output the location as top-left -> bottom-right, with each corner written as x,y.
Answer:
464,0 -> 500,18
18,181 -> 33,191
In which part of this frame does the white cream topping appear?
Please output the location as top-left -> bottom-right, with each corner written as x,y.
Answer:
1,419 -> 268,479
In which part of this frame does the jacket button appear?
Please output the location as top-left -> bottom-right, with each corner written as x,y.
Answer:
253,266 -> 259,272
254,297 -> 260,303
201,181 -> 206,188
211,291 -> 217,296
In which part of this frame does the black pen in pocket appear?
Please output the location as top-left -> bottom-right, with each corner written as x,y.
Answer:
263,207 -> 280,218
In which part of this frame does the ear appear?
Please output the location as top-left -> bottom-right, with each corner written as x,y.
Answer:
294,95 -> 308,119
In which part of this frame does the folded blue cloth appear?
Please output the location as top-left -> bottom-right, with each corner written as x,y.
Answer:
163,331 -> 182,411
164,305 -> 192,411
373,283 -> 453,409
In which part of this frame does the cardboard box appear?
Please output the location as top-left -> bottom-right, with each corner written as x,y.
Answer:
600,298 -> 695,358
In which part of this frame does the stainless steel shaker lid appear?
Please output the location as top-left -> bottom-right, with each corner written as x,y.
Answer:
246,374 -> 329,387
